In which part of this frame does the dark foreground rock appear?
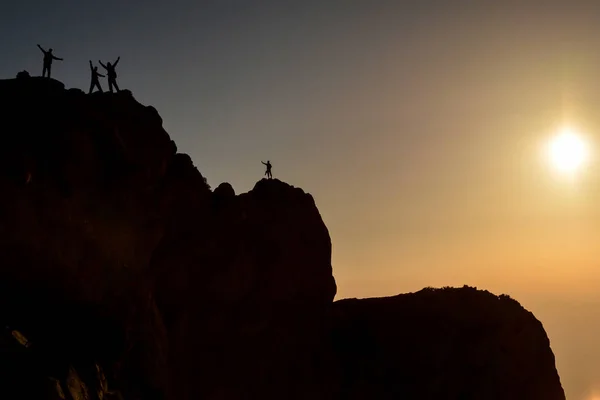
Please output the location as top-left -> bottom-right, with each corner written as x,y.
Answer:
330,287 -> 565,400
0,76 -> 564,400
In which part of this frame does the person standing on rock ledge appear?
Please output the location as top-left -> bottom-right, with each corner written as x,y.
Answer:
99,57 -> 120,93
37,44 -> 63,78
261,160 -> 273,179
88,60 -> 105,94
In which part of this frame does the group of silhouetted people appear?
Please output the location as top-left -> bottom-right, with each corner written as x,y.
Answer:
37,44 -> 121,94
89,58 -> 120,94
37,45 -> 275,180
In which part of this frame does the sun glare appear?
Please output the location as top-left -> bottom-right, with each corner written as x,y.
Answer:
547,127 -> 589,174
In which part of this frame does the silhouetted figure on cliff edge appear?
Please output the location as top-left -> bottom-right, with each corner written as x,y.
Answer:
88,61 -> 105,94
262,161 -> 272,179
37,45 -> 63,78
99,57 -> 120,93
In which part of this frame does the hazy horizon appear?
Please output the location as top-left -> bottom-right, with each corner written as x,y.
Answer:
2,1 -> 600,398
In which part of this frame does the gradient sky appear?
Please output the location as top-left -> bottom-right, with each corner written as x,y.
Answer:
2,1 -> 600,398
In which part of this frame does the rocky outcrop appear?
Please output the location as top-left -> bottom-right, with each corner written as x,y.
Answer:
0,76 -> 563,400
330,287 -> 565,400
152,176 -> 337,399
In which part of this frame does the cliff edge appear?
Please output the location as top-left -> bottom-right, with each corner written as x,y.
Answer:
331,287 -> 565,399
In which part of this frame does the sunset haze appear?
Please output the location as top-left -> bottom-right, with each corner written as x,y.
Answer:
2,1 -> 599,398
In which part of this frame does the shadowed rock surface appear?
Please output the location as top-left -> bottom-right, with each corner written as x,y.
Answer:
330,287 -> 565,400
0,76 -> 564,399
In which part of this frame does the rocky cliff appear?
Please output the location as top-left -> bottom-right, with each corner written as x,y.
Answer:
330,287 -> 565,399
0,75 -> 564,400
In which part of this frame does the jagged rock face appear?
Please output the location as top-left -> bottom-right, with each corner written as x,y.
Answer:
330,287 -> 566,400
0,76 -> 563,400
0,76 -> 337,399
151,177 -> 337,399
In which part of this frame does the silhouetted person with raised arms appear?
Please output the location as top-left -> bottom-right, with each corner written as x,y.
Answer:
88,61 -> 105,94
37,44 -> 63,78
99,56 -> 120,93
262,161 -> 272,179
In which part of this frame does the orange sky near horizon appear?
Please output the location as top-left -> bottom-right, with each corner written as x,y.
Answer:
323,84 -> 600,398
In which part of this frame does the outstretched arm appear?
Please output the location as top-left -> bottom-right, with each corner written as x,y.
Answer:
98,60 -> 107,69
113,56 -> 120,67
97,72 -> 105,77
261,161 -> 267,165
53,55 -> 63,61
37,44 -> 45,53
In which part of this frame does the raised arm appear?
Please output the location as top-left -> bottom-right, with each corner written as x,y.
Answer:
261,161 -> 267,165
98,60 -> 107,69
89,60 -> 93,70
37,44 -> 45,53
113,56 -> 120,67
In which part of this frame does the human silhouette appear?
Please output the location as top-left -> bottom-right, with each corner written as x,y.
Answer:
37,44 -> 63,78
99,57 -> 120,93
261,161 -> 272,179
88,60 -> 105,94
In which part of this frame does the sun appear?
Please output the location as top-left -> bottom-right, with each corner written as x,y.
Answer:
547,127 -> 589,174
